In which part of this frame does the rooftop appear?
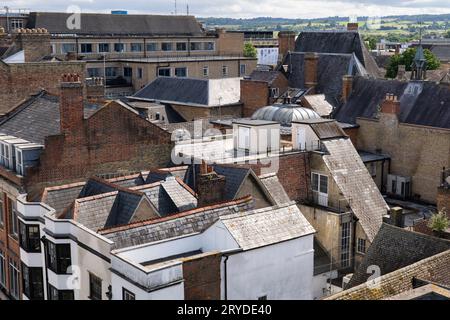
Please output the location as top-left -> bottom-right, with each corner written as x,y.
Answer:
220,204 -> 315,251
251,104 -> 321,127
132,77 -> 241,107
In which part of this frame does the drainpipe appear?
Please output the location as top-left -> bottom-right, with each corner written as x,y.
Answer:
223,255 -> 229,300
40,235 -> 49,300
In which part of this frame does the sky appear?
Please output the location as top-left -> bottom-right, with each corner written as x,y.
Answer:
1,0 -> 450,19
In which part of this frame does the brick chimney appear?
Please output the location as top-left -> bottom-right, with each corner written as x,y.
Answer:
60,73 -> 84,133
12,28 -> 51,62
278,31 -> 296,62
342,75 -> 353,103
390,207 -> 404,228
381,93 -> 401,116
304,52 -> 319,94
347,23 -> 359,31
196,161 -> 226,207
86,77 -> 105,102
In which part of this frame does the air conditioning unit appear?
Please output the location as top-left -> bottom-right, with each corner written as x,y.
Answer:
387,174 -> 412,199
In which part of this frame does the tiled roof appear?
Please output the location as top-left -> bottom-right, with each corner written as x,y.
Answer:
132,182 -> 178,216
106,173 -> 146,188
333,76 -> 450,129
302,94 -> 333,117
27,12 -> 204,36
99,196 -> 254,249
41,182 -> 86,215
0,91 -> 100,144
79,177 -> 118,198
347,223 -> 450,288
161,177 -> 197,212
221,204 -> 315,250
321,138 -> 388,242
327,249 -> 450,300
259,174 -> 291,205
213,165 -> 253,200
74,191 -> 118,231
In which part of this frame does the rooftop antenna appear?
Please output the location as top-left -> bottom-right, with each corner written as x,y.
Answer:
174,0 -> 177,15
187,2 -> 189,16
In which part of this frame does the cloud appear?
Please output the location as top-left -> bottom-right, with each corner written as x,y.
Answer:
1,0 -> 450,18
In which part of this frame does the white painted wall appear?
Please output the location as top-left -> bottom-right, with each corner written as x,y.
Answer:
292,123 -> 320,151
312,270 -> 338,300
222,234 -> 314,300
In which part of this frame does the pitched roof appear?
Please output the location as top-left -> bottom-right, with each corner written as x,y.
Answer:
41,182 -> 86,215
131,182 -> 179,216
133,77 -> 241,107
302,94 -> 334,117
321,138 -> 388,242
259,174 -> 291,206
334,76 -> 450,129
347,223 -> 450,288
99,196 -> 254,249
0,91 -> 100,144
327,249 -> 450,300
220,204 -> 315,250
27,12 -> 204,36
294,31 -> 381,77
283,52 -> 367,106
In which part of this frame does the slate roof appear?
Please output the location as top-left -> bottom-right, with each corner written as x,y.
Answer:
302,94 -> 334,117
334,76 -> 450,129
246,70 -> 284,84
99,196 -> 254,249
327,249 -> 450,300
308,119 -> 348,140
220,204 -> 315,250
106,173 -> 146,188
133,77 -> 241,107
294,31 -> 381,77
78,177 -> 118,198
0,91 -> 101,144
321,138 -> 388,242
347,223 -> 450,288
184,164 -> 255,201
160,177 -> 197,212
282,52 -> 367,106
27,12 -> 204,36
258,174 -> 291,205
41,182 -> 86,215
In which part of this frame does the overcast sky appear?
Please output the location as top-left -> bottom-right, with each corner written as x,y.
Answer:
2,0 -> 450,19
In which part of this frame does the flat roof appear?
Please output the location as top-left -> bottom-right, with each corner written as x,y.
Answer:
358,150 -> 391,163
141,250 -> 203,268
233,119 -> 279,126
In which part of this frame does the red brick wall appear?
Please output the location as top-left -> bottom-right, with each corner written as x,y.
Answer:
0,62 -> 86,114
278,31 -> 296,61
304,53 -> 319,94
25,101 -> 174,199
237,152 -> 311,202
241,80 -> 269,118
343,127 -> 359,148
183,253 -> 222,300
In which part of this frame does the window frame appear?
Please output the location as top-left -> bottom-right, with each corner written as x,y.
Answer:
19,222 -> 41,253
357,238 -> 366,254
114,43 -> 125,53
45,241 -> 72,275
98,43 -> 110,53
122,288 -> 136,300
0,249 -> 6,288
130,43 -> 143,52
222,65 -> 229,77
8,258 -> 20,300
340,221 -> 351,268
158,67 -> 171,77
174,67 -> 188,78
80,43 -> 93,54
8,198 -> 19,239
161,42 -> 173,52
0,191 -> 4,228
61,43 -> 77,54
123,67 -> 133,78
176,42 -> 187,51
47,284 -> 74,300
202,66 -> 209,77
89,273 -> 103,300
146,43 -> 158,52
240,64 -> 246,77
21,263 -> 44,300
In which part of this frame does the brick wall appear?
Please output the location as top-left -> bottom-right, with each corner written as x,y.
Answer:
240,80 -> 269,118
25,98 -> 173,199
278,31 -> 296,62
356,118 -> 450,204
437,187 -> 450,212
183,253 -> 222,300
343,127 -> 359,148
304,53 -> 319,94
12,30 -> 51,63
237,152 -> 311,202
0,61 -> 86,114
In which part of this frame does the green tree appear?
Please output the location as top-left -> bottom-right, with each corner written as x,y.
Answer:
243,42 -> 257,58
428,208 -> 449,233
445,30 -> 450,38
385,47 -> 441,78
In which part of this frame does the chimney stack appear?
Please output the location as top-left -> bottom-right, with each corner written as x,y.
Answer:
304,52 -> 319,94
278,31 -> 296,62
196,161 -> 226,207
60,73 -> 84,134
347,23 -> 359,31
381,93 -> 401,116
12,28 -> 51,62
342,75 -> 353,103
390,207 -> 404,228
